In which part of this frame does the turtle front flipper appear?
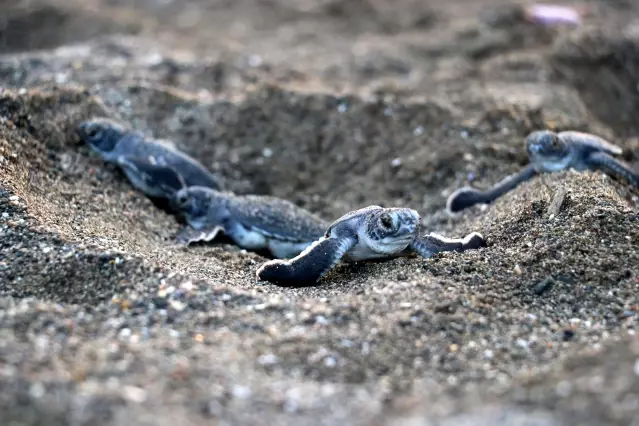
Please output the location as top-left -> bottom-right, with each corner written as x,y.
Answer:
410,232 -> 486,258
446,165 -> 537,213
149,146 -> 224,191
559,131 -> 623,156
586,151 -> 639,188
175,226 -> 223,246
116,156 -> 186,198
256,236 -> 357,286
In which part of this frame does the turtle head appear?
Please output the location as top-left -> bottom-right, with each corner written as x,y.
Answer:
172,186 -> 219,230
77,118 -> 126,154
525,130 -> 571,172
362,207 -> 420,255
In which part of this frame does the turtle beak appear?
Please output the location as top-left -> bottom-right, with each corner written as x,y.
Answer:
170,193 -> 186,212
76,122 -> 92,143
76,122 -> 87,136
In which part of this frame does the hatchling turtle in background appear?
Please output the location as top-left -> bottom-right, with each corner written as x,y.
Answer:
114,156 -> 187,200
447,130 -> 639,213
256,205 -> 486,286
76,117 -> 222,198
171,186 -> 330,259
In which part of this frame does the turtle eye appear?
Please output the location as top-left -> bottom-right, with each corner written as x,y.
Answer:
177,192 -> 189,206
380,213 -> 393,229
87,125 -> 100,138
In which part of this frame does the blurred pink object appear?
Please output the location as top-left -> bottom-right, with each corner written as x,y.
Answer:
524,4 -> 585,26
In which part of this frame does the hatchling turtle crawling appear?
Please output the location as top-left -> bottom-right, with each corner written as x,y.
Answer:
76,117 -> 222,199
256,205 -> 486,286
171,186 -> 330,259
447,130 -> 639,213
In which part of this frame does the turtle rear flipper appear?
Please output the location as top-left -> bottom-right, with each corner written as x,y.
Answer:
256,236 -> 357,286
446,187 -> 485,214
175,226 -> 223,246
586,151 -> 639,188
116,156 -> 186,199
447,165 -> 537,214
410,232 -> 486,258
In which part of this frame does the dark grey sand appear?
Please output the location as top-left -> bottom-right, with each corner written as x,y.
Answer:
1,0 -> 639,424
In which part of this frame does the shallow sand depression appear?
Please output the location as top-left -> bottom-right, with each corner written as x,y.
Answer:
1,0 -> 639,424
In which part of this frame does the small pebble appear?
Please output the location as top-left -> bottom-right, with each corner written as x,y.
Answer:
247,54 -> 262,67
29,382 -> 46,399
180,281 -> 194,291
533,276 -> 554,295
232,386 -> 252,399
555,380 -> 573,397
205,400 -> 224,417
315,315 -> 329,326
562,329 -> 575,341
324,356 -> 337,368
122,386 -> 147,403
169,300 -> 186,311
257,354 -> 279,365
152,297 -> 169,309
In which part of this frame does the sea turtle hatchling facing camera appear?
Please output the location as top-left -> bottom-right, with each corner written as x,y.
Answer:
256,205 -> 487,286
76,117 -> 222,200
447,130 -> 639,213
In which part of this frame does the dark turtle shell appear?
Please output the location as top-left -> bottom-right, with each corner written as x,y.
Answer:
228,194 -> 329,242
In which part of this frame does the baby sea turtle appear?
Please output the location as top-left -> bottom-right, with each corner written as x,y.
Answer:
256,205 -> 486,286
76,117 -> 222,198
447,130 -> 639,213
115,156 -> 187,199
172,186 -> 330,259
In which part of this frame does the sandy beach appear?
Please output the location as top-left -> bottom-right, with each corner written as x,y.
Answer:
1,0 -> 639,424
